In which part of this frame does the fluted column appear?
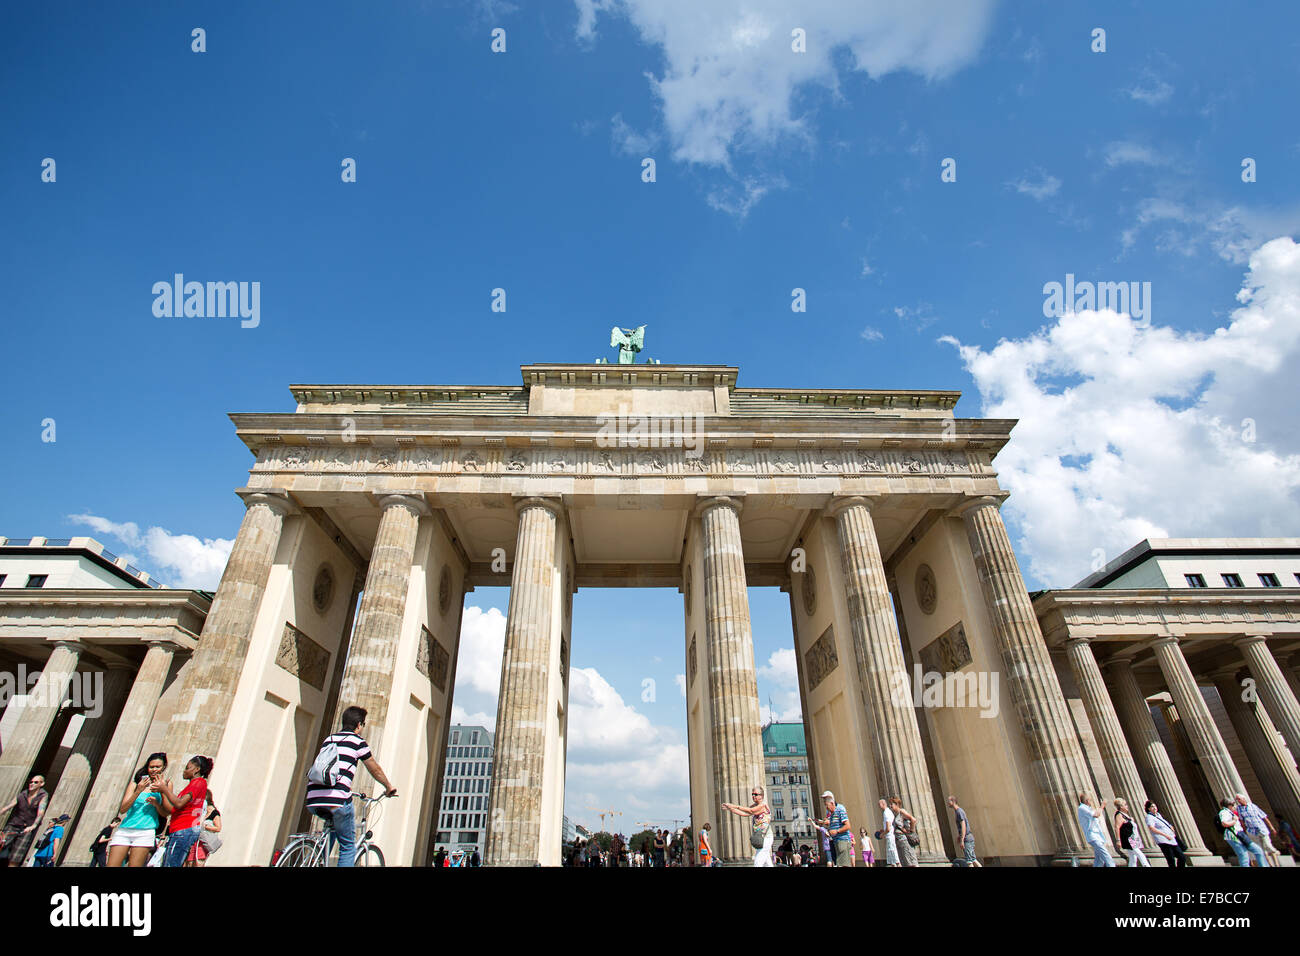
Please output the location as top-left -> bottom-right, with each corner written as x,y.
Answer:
1064,639 -> 1156,854
1150,637 -> 1244,800
697,496 -> 765,864
1105,658 -> 1210,858
0,642 -> 84,803
67,642 -> 177,865
1212,668 -> 1300,829
163,489 -> 295,766
956,496 -> 1093,860
1234,636 -> 1300,772
334,492 -> 429,781
827,495 -> 943,861
486,497 -> 563,866
27,664 -> 134,865
1282,655 -> 1300,708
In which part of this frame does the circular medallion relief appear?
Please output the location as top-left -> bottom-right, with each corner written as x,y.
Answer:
438,565 -> 452,615
803,563 -> 817,617
916,563 -> 938,615
312,564 -> 335,615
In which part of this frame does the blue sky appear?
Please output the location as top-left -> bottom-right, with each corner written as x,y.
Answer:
3,1 -> 1299,830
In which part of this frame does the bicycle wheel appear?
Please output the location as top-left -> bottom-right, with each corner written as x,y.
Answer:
275,839 -> 317,868
355,845 -> 385,867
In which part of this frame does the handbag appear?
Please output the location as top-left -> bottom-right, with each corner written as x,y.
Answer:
750,825 -> 767,850
199,826 -> 222,854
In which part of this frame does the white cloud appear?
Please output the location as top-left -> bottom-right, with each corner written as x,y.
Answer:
1006,169 -> 1061,201
1124,70 -> 1174,106
757,647 -> 802,723
943,236 -> 1300,588
1103,141 -> 1166,168
860,325 -> 884,341
1120,197 -> 1300,265
66,513 -> 233,589
610,112 -> 658,156
451,704 -> 495,729
860,258 -> 874,277
674,673 -> 686,697
574,0 -> 995,212
453,606 -> 507,698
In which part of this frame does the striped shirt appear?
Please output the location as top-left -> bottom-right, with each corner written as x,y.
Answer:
304,731 -> 372,809
1236,801 -> 1268,834
827,804 -> 850,842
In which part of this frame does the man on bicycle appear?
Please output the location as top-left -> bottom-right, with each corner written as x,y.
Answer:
305,705 -> 397,866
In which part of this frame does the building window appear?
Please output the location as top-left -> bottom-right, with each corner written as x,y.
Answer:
471,731 -> 480,744
451,731 -> 460,745
1184,574 -> 1207,588
1259,572 -> 1281,588
0,574 -> 6,587
788,744 -> 797,753
1221,573 -> 1243,588
24,575 -> 48,588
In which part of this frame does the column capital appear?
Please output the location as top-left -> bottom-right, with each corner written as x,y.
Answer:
1063,635 -> 1093,649
49,639 -> 86,654
693,494 -> 743,520
1149,635 -> 1183,650
512,494 -> 564,519
824,494 -> 880,520
1100,655 -> 1133,674
374,491 -> 432,517
950,493 -> 1008,519
235,487 -> 298,517
1231,634 -> 1269,650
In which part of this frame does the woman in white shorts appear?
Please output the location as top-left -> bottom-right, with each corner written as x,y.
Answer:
107,752 -> 168,867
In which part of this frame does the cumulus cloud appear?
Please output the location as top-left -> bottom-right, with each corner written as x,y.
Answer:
757,647 -> 802,723
574,0 -> 995,212
66,513 -> 232,589
451,704 -> 495,729
452,606 -> 507,699
1006,169 -> 1061,201
943,236 -> 1300,588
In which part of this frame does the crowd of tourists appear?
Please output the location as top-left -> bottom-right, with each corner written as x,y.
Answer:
0,755 -> 222,868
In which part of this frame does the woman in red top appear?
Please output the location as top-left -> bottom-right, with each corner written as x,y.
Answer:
158,756 -> 212,867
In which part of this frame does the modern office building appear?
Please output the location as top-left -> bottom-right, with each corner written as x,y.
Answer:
0,536 -> 160,590
433,724 -> 494,859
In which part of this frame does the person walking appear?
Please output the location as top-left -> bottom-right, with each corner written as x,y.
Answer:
698,822 -> 715,867
1113,799 -> 1151,867
815,790 -> 854,867
859,827 -> 875,866
1076,792 -> 1115,867
304,706 -> 398,867
889,797 -> 920,867
186,796 -> 222,867
654,829 -> 666,868
722,785 -> 773,867
89,816 -> 120,867
1217,798 -> 1266,866
948,795 -> 981,867
158,755 -> 212,867
31,814 -> 71,867
107,753 -> 168,868
878,798 -> 899,867
1234,793 -> 1281,867
1143,800 -> 1188,867
0,774 -> 49,867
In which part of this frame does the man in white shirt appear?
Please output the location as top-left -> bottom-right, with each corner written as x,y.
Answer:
878,797 -> 899,866
1077,792 -> 1115,867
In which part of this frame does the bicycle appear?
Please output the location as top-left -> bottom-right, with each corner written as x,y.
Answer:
275,793 -> 390,867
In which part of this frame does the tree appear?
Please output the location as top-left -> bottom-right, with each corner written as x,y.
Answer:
630,829 -> 656,854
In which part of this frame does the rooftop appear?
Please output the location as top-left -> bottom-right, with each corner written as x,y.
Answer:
0,536 -> 159,588
1073,538 -> 1300,589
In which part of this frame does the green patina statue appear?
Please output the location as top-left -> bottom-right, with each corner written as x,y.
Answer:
596,326 -> 661,364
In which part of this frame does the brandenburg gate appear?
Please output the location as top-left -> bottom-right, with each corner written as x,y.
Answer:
154,357 -> 1105,866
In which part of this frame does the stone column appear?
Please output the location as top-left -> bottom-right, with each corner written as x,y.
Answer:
1212,669 -> 1300,828
828,495 -> 943,861
163,489 -> 295,766
956,496 -> 1094,860
1282,654 -> 1300,708
1234,636 -> 1300,772
0,642 -> 84,804
487,497 -> 563,866
28,664 -> 134,865
334,492 -> 429,785
1104,659 -> 1210,858
66,642 -> 177,866
696,496 -> 765,865
1150,637 -> 1244,800
1063,639 -> 1156,855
